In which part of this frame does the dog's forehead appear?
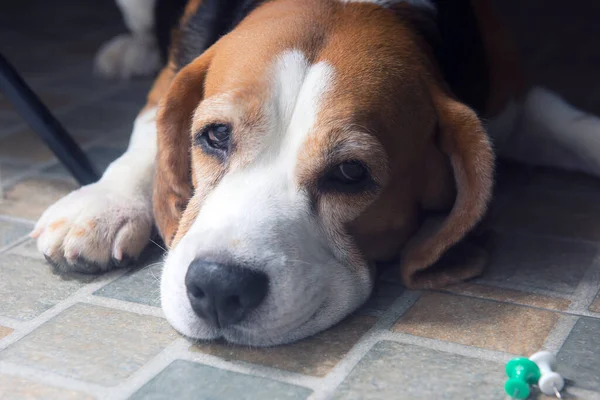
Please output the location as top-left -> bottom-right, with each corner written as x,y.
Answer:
193,0 -> 433,173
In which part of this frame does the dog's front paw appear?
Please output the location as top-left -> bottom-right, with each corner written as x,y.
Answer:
32,182 -> 153,274
94,33 -> 161,79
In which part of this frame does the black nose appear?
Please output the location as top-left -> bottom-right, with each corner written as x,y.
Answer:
185,260 -> 269,328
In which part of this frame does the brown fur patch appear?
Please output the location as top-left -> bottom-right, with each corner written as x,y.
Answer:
48,218 -> 67,231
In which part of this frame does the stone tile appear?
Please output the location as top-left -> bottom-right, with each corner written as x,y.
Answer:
444,283 -> 571,311
36,70 -> 121,97
60,102 -> 139,137
0,218 -> 32,248
0,128 -> 87,163
192,315 -> 376,377
43,146 -> 124,178
495,190 -> 600,241
0,374 -> 95,400
480,233 -> 596,295
102,81 -> 153,109
359,280 -> 404,315
331,341 -> 505,400
393,292 -> 559,355
557,317 -> 600,392
0,326 -> 13,339
0,178 -> 77,221
0,160 -> 29,183
130,360 -> 312,400
0,303 -> 178,385
589,292 -> 600,313
0,254 -> 94,320
6,239 -> 44,260
0,91 -> 77,113
93,246 -> 164,307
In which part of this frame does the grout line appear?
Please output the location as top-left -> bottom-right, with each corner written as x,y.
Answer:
567,253 -> 600,312
542,314 -> 578,352
432,288 -> 600,321
83,296 -> 165,319
564,309 -> 600,318
433,288 -> 569,312
308,291 -> 422,400
0,235 -> 30,255
0,269 -> 126,351
0,361 -> 109,399
377,331 -> 516,363
474,279 -> 574,300
0,214 -> 36,225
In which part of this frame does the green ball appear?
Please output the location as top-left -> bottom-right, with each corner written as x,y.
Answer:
506,358 -> 541,383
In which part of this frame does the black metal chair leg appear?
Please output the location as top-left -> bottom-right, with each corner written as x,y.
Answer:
0,53 -> 99,186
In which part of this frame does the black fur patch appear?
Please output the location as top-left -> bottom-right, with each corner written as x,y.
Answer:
154,0 -> 188,64
432,0 -> 489,114
414,0 -> 490,114
395,1 -> 490,114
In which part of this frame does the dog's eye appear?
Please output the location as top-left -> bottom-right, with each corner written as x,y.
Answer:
195,123 -> 231,158
321,160 -> 374,194
205,124 -> 230,149
333,161 -> 368,183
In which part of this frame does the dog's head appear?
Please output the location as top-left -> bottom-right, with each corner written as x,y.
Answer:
154,0 -> 494,346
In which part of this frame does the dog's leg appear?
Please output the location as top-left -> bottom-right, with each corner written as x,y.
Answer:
497,87 -> 600,176
32,105 -> 158,273
95,0 -> 161,79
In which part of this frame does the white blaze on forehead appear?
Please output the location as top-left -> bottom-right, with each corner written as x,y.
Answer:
339,0 -> 436,11
270,50 -> 334,177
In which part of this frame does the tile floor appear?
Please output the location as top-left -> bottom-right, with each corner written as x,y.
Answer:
1,0 -> 600,399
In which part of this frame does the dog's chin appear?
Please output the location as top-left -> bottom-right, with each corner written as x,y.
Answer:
165,300 -> 334,347
163,301 -> 334,346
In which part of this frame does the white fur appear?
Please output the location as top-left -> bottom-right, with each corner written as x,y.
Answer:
161,50 -> 374,346
94,0 -> 161,79
489,87 -> 600,176
339,0 -> 436,11
33,108 -> 157,272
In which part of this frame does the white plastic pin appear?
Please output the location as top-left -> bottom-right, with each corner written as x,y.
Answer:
529,351 -> 565,398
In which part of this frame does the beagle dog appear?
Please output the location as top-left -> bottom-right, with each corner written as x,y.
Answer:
34,0 -> 600,346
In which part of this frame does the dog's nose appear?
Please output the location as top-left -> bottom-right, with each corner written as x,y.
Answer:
185,260 -> 269,328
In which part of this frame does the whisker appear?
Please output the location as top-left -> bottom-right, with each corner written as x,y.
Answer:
150,269 -> 161,283
139,261 -> 163,272
149,238 -> 168,252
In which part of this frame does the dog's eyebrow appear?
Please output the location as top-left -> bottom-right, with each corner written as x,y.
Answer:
192,95 -> 238,127
316,128 -> 389,181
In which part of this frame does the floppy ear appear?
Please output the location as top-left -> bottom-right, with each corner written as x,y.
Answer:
400,84 -> 495,288
153,49 -> 215,248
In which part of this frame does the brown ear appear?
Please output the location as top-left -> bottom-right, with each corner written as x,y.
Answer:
400,85 -> 495,288
153,49 -> 215,248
